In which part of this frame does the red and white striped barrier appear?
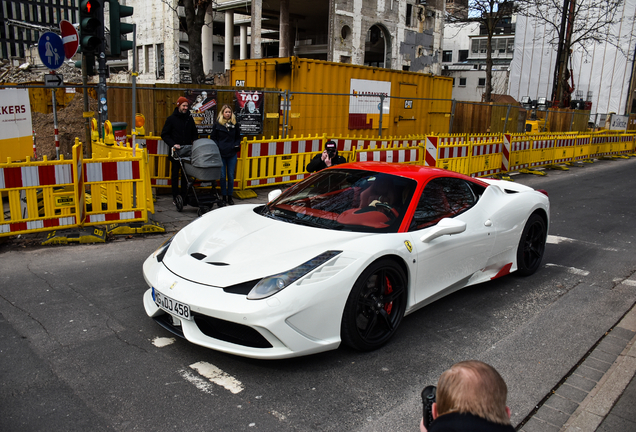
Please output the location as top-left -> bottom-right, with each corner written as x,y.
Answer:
84,161 -> 140,182
246,138 -> 323,157
355,148 -> 419,163
0,164 -> 73,189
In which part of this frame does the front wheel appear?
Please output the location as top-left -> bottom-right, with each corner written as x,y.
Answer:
341,259 -> 407,351
175,195 -> 184,212
516,213 -> 547,276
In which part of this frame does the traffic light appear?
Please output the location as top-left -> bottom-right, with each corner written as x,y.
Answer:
79,0 -> 103,54
109,0 -> 134,57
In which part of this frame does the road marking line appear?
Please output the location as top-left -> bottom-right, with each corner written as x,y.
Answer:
545,263 -> 590,276
621,280 -> 636,287
547,235 -> 619,251
152,337 -> 175,347
190,361 -> 244,394
547,235 -> 572,244
178,369 -> 215,394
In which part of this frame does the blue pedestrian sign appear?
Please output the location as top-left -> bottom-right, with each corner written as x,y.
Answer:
38,32 -> 65,70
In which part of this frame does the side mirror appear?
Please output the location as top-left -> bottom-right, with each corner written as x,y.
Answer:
267,189 -> 282,202
420,218 -> 467,243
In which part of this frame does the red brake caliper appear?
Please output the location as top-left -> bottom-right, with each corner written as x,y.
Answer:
384,276 -> 393,314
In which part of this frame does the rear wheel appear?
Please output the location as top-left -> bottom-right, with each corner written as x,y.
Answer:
341,259 -> 407,351
516,213 -> 547,276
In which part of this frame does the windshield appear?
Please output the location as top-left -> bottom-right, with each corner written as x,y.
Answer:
258,169 -> 417,233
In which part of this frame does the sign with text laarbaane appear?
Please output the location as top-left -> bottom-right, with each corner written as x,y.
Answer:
185,89 -> 217,135
235,90 -> 263,135
348,78 -> 391,130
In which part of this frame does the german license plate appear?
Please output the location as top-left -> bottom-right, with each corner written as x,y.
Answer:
153,288 -> 192,321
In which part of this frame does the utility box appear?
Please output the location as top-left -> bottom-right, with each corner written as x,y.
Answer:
231,57 -> 453,137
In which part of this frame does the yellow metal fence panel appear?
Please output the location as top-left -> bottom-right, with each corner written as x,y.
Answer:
529,137 -> 556,168
503,134 -> 531,172
242,135 -> 326,189
553,136 -> 576,164
469,138 -> 504,177
436,137 -> 471,175
1,143 -> 83,237
82,156 -> 148,226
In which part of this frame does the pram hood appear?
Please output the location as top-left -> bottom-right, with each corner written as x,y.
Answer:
191,138 -> 222,169
181,138 -> 222,182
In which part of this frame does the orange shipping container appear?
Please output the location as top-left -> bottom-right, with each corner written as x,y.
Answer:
230,57 -> 452,138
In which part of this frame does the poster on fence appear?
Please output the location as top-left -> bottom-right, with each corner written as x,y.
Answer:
348,79 -> 391,130
184,89 -> 217,135
235,90 -> 263,135
0,88 -> 33,162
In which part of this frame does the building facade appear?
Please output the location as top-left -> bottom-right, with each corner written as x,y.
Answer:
1,0 -> 79,61
441,17 -> 515,102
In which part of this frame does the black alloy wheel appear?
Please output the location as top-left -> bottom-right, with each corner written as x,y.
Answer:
516,213 -> 547,276
341,259 -> 407,351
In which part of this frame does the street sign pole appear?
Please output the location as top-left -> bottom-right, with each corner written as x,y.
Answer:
50,72 -> 60,159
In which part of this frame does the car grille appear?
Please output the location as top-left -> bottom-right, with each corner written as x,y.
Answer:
193,313 -> 273,348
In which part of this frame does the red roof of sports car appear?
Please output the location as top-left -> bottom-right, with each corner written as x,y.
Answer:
332,161 -> 490,187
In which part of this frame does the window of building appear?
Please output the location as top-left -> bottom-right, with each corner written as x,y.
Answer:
137,46 -> 144,73
143,45 -> 150,74
479,39 -> 487,53
478,78 -> 485,87
156,44 -> 165,79
506,38 -> 515,54
459,78 -> 466,87
458,50 -> 468,62
442,50 -> 453,62
217,52 -> 223,62
497,39 -> 507,53
471,39 -> 479,54
406,4 -> 413,27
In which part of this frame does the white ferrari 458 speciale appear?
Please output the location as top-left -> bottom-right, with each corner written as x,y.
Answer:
143,162 -> 549,359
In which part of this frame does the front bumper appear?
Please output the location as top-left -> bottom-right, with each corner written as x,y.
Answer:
142,256 -> 353,359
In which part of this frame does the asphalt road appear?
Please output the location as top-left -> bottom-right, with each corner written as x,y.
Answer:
1,157 -> 636,432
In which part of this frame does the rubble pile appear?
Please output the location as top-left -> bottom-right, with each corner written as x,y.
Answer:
32,93 -> 98,160
0,59 -> 84,84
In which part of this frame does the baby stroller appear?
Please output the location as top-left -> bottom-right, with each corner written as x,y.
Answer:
172,138 -> 224,216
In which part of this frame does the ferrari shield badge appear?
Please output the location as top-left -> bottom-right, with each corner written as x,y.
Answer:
404,240 -> 413,253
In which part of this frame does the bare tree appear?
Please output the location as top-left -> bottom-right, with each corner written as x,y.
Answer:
183,0 -> 214,84
525,0 -> 625,107
161,0 -> 214,83
446,0 -> 520,102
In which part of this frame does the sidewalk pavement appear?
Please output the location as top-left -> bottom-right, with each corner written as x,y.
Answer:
518,300 -> 636,432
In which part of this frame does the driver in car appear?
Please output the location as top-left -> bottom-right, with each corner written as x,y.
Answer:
360,174 -> 396,208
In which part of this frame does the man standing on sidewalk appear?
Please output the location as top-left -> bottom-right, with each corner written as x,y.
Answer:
161,96 -> 199,206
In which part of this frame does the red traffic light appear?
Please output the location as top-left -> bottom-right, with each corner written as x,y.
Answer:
81,0 -> 100,14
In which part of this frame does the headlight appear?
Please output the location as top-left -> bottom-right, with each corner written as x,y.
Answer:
153,236 -> 174,262
247,251 -> 342,300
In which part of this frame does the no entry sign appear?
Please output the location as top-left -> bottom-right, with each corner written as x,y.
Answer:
59,19 -> 79,60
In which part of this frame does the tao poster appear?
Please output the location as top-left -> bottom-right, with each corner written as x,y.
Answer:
235,90 -> 263,135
